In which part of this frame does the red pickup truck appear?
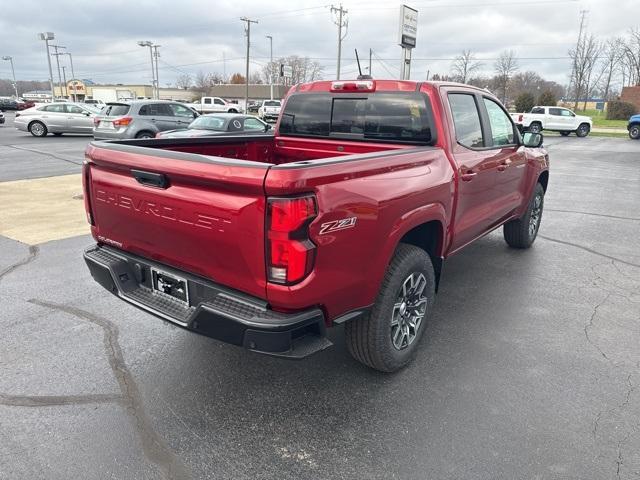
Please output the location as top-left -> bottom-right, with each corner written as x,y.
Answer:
82,79 -> 549,372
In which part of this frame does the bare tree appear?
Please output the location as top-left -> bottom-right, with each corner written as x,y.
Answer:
494,50 -> 519,104
569,34 -> 602,110
599,38 -> 623,100
193,71 -> 224,94
261,56 -> 324,85
450,50 -> 482,84
175,73 -> 192,90
621,28 -> 640,86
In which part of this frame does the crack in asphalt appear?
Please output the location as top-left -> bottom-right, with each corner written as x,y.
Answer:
538,235 -> 640,268
0,245 -> 39,285
26,299 -> 190,480
545,209 -> 640,222
0,393 -> 122,407
5,144 -> 83,165
584,292 -> 613,361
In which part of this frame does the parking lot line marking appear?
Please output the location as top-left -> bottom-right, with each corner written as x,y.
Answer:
0,174 -> 89,245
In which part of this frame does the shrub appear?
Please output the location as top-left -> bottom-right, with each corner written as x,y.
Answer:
515,92 -> 535,113
606,101 -> 638,120
537,90 -> 557,106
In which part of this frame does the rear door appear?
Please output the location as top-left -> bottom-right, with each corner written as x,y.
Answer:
65,104 -> 94,133
138,103 -> 176,132
41,104 -> 68,131
446,91 -> 501,251
547,108 -> 564,130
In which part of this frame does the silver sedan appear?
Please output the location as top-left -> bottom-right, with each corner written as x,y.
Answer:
14,102 -> 101,137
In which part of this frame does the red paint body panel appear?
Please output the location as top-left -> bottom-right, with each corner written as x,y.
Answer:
84,80 -> 548,326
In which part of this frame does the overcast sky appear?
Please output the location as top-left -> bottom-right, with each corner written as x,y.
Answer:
0,0 -> 636,87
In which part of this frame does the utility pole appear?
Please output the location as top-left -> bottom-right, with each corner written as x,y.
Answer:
369,48 -> 372,75
331,4 -> 348,80
570,9 -> 588,110
153,45 -> 161,99
51,45 -> 66,100
38,33 -> 56,102
241,17 -> 258,112
2,56 -> 18,98
266,35 -> 274,100
64,52 -> 76,101
61,66 -> 68,98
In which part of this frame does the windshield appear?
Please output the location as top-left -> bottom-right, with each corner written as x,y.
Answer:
264,101 -> 281,107
189,115 -> 227,131
280,92 -> 434,144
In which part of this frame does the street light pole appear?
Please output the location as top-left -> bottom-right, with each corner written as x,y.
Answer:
153,45 -> 161,100
64,53 -> 76,102
38,32 -> 56,102
61,66 -> 68,98
138,41 -> 156,99
2,56 -> 18,98
266,35 -> 273,100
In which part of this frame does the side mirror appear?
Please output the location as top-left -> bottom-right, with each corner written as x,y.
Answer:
523,132 -> 543,148
84,111 -> 91,116
265,124 -> 272,131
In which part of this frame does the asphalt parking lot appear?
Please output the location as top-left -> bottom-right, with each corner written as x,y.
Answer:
1,111 -> 639,480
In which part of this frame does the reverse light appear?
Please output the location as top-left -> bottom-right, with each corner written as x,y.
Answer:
82,161 -> 95,226
267,195 -> 317,285
330,80 -> 376,92
112,116 -> 133,127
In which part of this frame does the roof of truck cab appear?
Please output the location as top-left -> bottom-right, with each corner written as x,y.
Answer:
294,79 -> 494,95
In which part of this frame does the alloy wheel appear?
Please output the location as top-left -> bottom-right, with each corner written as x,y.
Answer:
390,272 -> 428,350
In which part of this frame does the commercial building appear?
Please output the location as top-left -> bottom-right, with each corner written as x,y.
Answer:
621,86 -> 640,112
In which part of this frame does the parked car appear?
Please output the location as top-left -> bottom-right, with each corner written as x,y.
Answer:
82,79 -> 548,372
17,100 -> 36,110
14,102 -> 99,136
84,99 -> 106,109
511,106 -> 592,137
156,113 -> 272,138
258,100 -> 282,122
187,96 -> 242,114
627,114 -> 640,140
93,100 -> 199,140
0,111 -> 4,125
0,98 -> 19,110
247,100 -> 263,113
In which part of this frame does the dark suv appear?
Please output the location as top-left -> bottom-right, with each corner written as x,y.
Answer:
93,100 -> 199,140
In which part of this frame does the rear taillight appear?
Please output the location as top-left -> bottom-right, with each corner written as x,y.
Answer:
267,195 -> 317,285
82,161 -> 95,226
112,116 -> 133,127
93,117 -> 100,126
518,114 -> 523,122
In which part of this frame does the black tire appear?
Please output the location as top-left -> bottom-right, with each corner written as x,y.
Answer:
528,122 -> 542,134
560,131 -> 571,136
629,124 -> 640,140
29,121 -> 47,137
135,131 -> 154,139
53,132 -> 63,136
575,123 -> 590,137
228,108 -> 238,113
503,183 -> 545,249
345,244 -> 436,372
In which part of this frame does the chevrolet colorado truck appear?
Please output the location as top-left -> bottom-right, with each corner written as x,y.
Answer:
628,114 -> 640,140
511,105 -> 592,137
82,79 -> 549,372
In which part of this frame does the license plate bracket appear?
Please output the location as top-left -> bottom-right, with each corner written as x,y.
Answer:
151,268 -> 189,305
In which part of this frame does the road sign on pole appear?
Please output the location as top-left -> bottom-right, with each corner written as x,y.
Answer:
398,5 -> 418,80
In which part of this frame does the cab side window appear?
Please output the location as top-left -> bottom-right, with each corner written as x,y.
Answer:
483,98 -> 515,146
448,93 -> 484,148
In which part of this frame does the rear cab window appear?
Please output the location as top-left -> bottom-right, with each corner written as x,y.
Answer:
279,92 -> 435,145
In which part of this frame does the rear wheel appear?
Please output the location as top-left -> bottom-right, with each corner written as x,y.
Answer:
228,108 -> 238,113
503,183 -> 545,249
345,244 -> 435,372
629,124 -> 640,140
528,122 -> 542,134
575,123 -> 590,137
29,121 -> 47,137
560,131 -> 570,136
135,131 -> 154,139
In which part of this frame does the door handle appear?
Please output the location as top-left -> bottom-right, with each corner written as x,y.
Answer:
461,172 -> 477,182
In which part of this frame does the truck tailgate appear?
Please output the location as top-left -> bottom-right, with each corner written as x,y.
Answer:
85,143 -> 269,299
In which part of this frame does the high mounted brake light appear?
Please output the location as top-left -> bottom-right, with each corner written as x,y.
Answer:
267,195 -> 317,285
330,80 -> 376,92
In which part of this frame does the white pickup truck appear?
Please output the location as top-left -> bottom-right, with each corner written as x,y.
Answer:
188,97 -> 242,114
511,106 -> 592,137
258,100 -> 282,122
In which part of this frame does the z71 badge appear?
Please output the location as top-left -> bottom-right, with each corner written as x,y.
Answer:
319,217 -> 357,235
